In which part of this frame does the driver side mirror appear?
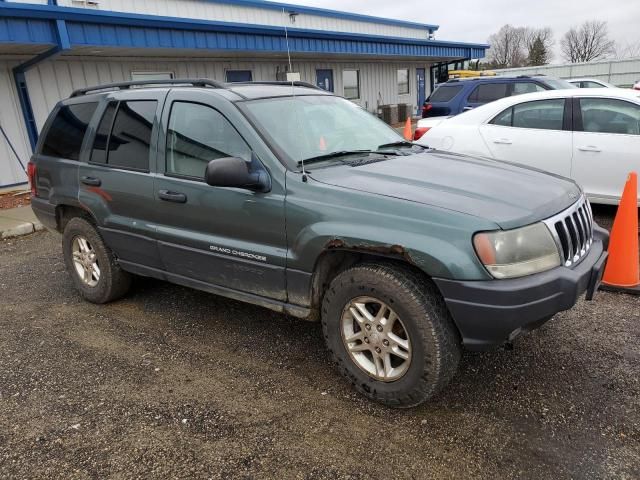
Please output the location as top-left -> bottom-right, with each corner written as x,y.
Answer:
205,156 -> 271,193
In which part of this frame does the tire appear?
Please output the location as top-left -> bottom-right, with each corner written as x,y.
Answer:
62,217 -> 132,304
321,262 -> 461,408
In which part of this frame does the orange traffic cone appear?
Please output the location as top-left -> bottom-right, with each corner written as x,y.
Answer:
600,172 -> 640,294
403,117 -> 413,141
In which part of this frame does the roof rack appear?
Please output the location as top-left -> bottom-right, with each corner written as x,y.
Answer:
227,80 -> 323,90
70,78 -> 225,97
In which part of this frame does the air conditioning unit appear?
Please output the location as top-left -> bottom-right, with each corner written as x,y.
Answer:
71,0 -> 100,7
276,72 -> 301,82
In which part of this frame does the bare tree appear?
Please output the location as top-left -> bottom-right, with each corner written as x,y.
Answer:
523,27 -> 554,65
614,40 -> 640,59
560,20 -> 615,63
486,25 -> 527,68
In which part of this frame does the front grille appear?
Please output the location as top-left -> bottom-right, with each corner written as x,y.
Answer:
543,196 -> 594,267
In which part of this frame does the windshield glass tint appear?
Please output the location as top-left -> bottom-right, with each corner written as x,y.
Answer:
429,85 -> 463,102
242,95 -> 403,168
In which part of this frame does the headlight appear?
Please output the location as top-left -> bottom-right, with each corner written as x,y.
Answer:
473,223 -> 561,279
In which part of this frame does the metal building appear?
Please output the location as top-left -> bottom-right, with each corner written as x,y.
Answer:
0,0 -> 487,188
493,57 -> 640,88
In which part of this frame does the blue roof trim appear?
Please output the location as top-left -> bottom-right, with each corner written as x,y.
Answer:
189,0 -> 439,32
65,21 -> 484,59
0,3 -> 488,52
0,17 -> 56,45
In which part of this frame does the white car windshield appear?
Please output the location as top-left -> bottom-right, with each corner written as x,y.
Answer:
242,95 -> 404,169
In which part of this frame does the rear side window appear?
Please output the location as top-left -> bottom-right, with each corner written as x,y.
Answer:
90,100 -> 157,171
468,83 -> 508,103
41,102 -> 98,160
429,85 -> 463,102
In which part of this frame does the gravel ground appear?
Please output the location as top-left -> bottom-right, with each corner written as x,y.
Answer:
0,206 -> 638,479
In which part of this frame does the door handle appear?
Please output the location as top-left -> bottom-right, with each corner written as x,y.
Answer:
158,190 -> 187,203
493,138 -> 512,145
81,176 -> 101,187
578,146 -> 601,153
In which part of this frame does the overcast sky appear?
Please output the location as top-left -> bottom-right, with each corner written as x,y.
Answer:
279,0 -> 640,62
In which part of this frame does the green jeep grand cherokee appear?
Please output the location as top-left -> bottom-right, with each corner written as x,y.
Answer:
29,79 -> 609,407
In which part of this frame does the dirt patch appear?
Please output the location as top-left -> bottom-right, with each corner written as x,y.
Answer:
0,190 -> 30,210
0,208 -> 638,479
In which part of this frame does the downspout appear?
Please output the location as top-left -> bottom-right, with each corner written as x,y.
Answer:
12,15 -> 69,151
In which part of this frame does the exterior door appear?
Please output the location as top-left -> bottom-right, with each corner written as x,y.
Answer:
479,98 -> 573,177
316,69 -> 334,92
152,91 -> 287,300
572,97 -> 640,203
416,68 -> 426,112
79,92 -> 165,269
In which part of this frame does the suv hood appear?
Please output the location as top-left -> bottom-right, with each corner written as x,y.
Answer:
309,150 -> 581,230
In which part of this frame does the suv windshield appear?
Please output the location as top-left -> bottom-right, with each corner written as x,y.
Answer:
241,95 -> 403,169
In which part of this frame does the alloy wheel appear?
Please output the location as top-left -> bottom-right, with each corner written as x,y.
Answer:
341,296 -> 412,382
71,235 -> 101,287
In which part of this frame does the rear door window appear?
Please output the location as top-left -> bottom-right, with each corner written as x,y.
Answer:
41,102 -> 98,160
428,85 -> 463,102
90,102 -> 117,164
468,83 -> 509,104
578,98 -> 640,135
90,100 -> 157,170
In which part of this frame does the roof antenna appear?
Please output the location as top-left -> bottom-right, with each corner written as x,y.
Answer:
282,8 -> 307,181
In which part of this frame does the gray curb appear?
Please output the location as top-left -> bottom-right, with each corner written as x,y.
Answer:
1,221 -> 44,239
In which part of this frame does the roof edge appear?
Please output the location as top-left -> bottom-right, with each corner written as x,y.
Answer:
0,3 -> 488,50
191,0 -> 439,31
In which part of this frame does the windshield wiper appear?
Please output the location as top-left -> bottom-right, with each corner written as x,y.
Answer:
297,150 -> 376,167
377,140 -> 424,150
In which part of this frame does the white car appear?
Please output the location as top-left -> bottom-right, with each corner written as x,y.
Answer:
417,88 -> 640,205
568,78 -> 617,89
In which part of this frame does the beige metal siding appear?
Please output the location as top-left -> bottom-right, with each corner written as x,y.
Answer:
494,58 -> 640,87
25,57 -> 432,131
52,0 -> 429,39
0,62 -> 31,187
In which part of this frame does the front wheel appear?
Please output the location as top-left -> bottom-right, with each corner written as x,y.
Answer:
321,263 -> 461,408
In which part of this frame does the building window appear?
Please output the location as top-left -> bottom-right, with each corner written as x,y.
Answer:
131,72 -> 174,81
397,69 -> 410,95
343,70 -> 360,100
226,70 -> 253,83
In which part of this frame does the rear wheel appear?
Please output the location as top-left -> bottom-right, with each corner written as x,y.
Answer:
322,263 -> 461,407
62,217 -> 131,304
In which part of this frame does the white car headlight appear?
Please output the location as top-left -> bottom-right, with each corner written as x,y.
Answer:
473,223 -> 561,279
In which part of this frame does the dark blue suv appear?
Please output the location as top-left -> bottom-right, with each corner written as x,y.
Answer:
422,75 -> 575,118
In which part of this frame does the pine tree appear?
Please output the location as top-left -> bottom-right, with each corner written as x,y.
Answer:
528,37 -> 549,66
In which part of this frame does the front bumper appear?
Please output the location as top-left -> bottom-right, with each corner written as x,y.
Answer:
434,225 -> 609,351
